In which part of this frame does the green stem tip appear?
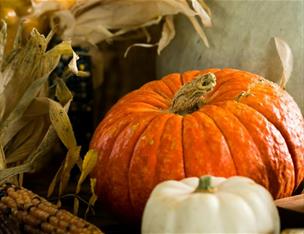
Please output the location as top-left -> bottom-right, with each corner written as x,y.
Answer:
195,176 -> 215,193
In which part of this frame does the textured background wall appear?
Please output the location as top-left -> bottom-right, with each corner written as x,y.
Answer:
157,0 -> 304,111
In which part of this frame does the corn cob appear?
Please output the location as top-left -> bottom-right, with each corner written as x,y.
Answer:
0,183 -> 104,234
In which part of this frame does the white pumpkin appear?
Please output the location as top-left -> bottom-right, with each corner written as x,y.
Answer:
142,176 -> 280,234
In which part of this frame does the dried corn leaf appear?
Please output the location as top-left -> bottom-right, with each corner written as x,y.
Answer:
76,149 -> 98,194
49,99 -> 76,149
85,178 -> 98,217
157,16 -> 175,55
55,79 -> 73,105
0,162 -> 31,183
24,97 -> 50,118
0,144 -> 6,170
0,24 -> 79,186
274,37 -> 293,89
32,0 -> 67,17
48,164 -> 63,197
48,0 -> 211,50
124,43 -> 158,58
6,118 -> 47,164
68,51 -> 79,75
58,146 -> 81,197
73,196 -> 80,215
0,21 -> 6,66
0,75 -> 48,146
198,0 -> 211,17
0,26 -> 74,149
73,150 -> 97,214
191,0 -> 212,27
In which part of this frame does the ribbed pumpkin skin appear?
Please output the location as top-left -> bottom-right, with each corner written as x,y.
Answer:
90,68 -> 304,220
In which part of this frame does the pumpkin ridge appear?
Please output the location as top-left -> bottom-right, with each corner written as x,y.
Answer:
143,83 -> 172,104
127,114 -> 161,215
141,76 -> 177,98
215,103 -> 281,195
191,112 -> 237,176
128,114 -> 172,213
196,110 -> 237,175
224,101 -> 295,197
154,115 -> 185,181
205,71 -> 241,95
217,190 -> 258,228
91,115 -> 136,206
199,107 -> 268,186
238,98 -> 301,191
208,80 -> 256,104
106,113 -> 160,218
161,75 -> 181,96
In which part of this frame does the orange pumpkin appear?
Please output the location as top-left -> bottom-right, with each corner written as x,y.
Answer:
90,68 -> 304,220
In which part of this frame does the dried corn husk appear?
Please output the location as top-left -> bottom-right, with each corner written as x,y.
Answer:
0,21 -> 80,197
273,37 -> 293,89
31,0 -> 212,53
74,149 -> 98,215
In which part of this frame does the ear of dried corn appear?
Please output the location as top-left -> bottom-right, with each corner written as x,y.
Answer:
0,183 -> 103,234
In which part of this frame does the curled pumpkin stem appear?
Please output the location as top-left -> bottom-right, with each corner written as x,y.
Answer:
169,73 -> 216,115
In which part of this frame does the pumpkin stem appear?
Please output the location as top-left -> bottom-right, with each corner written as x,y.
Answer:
169,73 -> 216,115
195,176 -> 216,193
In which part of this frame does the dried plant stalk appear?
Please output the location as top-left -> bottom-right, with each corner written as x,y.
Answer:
0,20 -> 81,201
31,0 -> 212,53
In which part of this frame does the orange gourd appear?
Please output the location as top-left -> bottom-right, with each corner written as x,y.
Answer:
90,68 -> 304,220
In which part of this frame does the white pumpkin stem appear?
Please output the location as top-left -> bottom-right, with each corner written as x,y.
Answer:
169,73 -> 216,115
195,176 -> 216,193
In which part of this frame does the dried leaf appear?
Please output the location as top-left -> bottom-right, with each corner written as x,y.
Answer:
58,146 -> 81,197
49,99 -> 76,149
68,51 -> 79,74
24,97 -> 50,118
0,64 -> 15,96
73,150 -> 98,215
13,23 -> 23,51
48,40 -> 73,57
142,27 -> 152,43
49,0 -> 210,49
32,1 -> 64,17
191,0 -> 212,27
124,43 -> 158,58
76,149 -> 98,194
73,196 -> 80,215
158,16 -> 175,55
0,144 -> 6,170
0,75 -> 49,146
198,0 -> 212,17
47,165 -> 63,197
0,24 -> 79,187
6,118 -> 47,164
0,162 -> 32,183
0,21 -> 7,68
67,51 -> 90,77
85,178 -> 98,218
274,37 -> 293,89
55,79 -> 73,105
